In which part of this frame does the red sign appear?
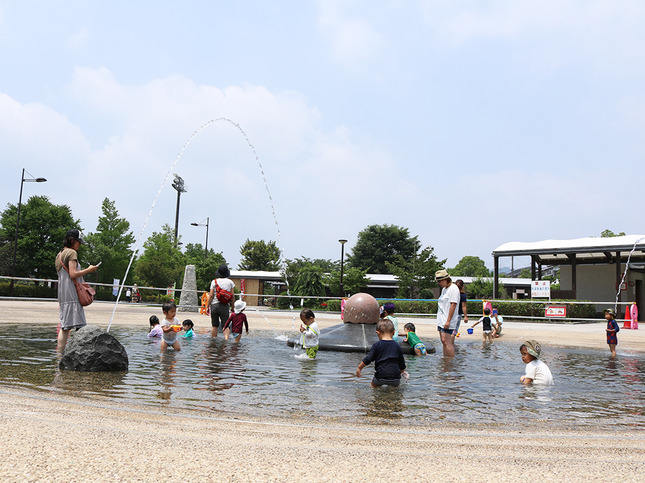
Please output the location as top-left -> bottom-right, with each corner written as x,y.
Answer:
545,305 -> 567,317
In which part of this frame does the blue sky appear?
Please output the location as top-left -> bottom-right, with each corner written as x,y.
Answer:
1,1 -> 644,271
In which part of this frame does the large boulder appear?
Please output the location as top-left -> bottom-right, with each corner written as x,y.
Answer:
59,325 -> 128,372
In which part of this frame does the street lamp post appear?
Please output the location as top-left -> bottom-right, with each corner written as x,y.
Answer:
339,239 -> 348,297
190,217 -> 210,258
10,168 -> 47,296
171,174 -> 187,248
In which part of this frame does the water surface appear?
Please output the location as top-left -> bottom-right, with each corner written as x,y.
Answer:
0,324 -> 643,430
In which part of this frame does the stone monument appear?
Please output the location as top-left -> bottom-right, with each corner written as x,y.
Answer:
179,264 -> 199,312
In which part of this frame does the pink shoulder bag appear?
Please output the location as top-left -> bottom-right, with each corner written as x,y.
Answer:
59,251 -> 96,306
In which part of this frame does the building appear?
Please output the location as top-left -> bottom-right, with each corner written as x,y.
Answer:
492,235 -> 645,314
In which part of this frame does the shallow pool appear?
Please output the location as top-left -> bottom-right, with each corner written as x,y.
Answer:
0,324 -> 643,430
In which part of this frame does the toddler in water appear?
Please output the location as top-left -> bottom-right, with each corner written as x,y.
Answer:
383,302 -> 399,341
160,301 -> 182,351
471,307 -> 494,343
605,308 -> 620,357
148,315 -> 162,338
402,323 -> 427,356
356,318 -> 407,387
182,319 -> 195,338
519,340 -> 553,385
299,309 -> 320,360
223,300 -> 249,342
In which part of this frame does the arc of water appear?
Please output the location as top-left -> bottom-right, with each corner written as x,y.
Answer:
613,236 -> 645,315
107,118 -> 290,331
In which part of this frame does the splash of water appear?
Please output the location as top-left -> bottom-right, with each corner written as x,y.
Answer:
108,118 -> 290,331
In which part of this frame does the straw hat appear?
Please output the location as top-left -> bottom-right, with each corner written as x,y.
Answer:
435,269 -> 450,281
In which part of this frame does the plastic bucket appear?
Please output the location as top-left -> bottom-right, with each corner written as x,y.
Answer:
467,328 -> 474,335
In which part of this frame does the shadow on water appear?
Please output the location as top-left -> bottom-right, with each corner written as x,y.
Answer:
0,324 -> 644,429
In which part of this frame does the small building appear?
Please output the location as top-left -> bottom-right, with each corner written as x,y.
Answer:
492,235 -> 645,315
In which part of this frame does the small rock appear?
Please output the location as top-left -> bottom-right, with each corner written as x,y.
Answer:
59,325 -> 128,372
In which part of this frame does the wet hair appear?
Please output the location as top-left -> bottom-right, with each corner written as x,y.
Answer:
149,315 -> 159,326
404,322 -> 416,332
162,301 -> 177,314
484,308 -> 491,315
182,319 -> 194,329
383,302 -> 396,314
376,318 -> 395,335
300,308 -> 315,320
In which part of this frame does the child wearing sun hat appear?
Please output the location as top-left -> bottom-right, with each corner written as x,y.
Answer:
519,340 -> 553,385
223,299 -> 249,343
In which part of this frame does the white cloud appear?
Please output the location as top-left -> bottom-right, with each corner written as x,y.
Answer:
67,28 -> 90,50
316,0 -> 384,67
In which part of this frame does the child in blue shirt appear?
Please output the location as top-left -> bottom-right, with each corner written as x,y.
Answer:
605,308 -> 620,357
356,318 -> 408,387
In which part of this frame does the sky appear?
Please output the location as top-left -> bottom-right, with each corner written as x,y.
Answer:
2,1 -> 644,272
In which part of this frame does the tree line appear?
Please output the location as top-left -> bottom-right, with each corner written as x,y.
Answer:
1,195 -> 508,299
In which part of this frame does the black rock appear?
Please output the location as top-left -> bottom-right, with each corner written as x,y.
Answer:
59,325 -> 129,372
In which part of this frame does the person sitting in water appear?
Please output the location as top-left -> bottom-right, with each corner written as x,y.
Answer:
383,302 -> 399,342
223,300 -> 249,343
519,340 -> 553,385
356,318 -> 408,387
160,302 -> 182,351
402,322 -> 427,356
491,309 -> 503,338
182,319 -> 195,338
148,315 -> 162,338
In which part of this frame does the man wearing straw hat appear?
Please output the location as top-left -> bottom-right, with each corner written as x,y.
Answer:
435,269 -> 460,357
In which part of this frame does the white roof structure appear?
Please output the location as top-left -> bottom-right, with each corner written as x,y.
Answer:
493,235 -> 645,265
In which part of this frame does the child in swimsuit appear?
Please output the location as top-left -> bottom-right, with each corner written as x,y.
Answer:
471,307 -> 494,343
402,322 -> 427,355
148,315 -> 162,338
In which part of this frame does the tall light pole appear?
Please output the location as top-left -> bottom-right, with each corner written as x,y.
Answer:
339,239 -> 348,297
190,217 -> 210,258
171,174 -> 187,248
10,168 -> 47,296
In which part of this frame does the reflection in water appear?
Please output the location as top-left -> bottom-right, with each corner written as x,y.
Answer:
0,324 -> 643,429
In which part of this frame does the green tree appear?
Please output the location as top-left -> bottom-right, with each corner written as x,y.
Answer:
466,277 -> 495,299
386,245 -> 445,299
325,267 -> 369,296
282,257 -> 335,290
601,229 -> 626,237
184,243 -> 227,292
348,224 -> 419,274
135,224 -> 185,289
451,256 -> 492,277
292,265 -> 326,307
84,198 -> 135,285
0,195 -> 80,280
238,239 -> 281,271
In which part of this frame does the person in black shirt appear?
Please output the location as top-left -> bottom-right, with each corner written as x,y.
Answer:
471,307 -> 494,343
356,319 -> 408,387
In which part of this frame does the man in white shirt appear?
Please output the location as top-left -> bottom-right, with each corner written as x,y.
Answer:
436,269 -> 460,358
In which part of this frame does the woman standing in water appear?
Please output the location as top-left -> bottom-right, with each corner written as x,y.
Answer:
55,229 -> 99,352
435,269 -> 460,357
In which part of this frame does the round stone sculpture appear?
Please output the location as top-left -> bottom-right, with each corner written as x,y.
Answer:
343,292 -> 380,325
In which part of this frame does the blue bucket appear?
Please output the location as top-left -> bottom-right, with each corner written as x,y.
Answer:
467,328 -> 474,335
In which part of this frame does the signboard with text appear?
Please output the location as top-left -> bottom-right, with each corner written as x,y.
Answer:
531,280 -> 551,298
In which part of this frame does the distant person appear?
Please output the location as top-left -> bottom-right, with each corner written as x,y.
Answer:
223,300 -> 249,343
471,307 -> 494,343
182,319 -> 195,338
125,288 -> 131,303
299,308 -> 320,360
519,340 -> 553,385
453,279 -> 469,342
148,315 -> 162,337
605,308 -> 620,357
402,322 -> 427,356
491,308 -> 503,338
435,269 -> 460,357
160,301 -> 182,351
383,302 -> 399,341
55,229 -> 99,352
207,264 -> 235,338
356,318 -> 408,387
